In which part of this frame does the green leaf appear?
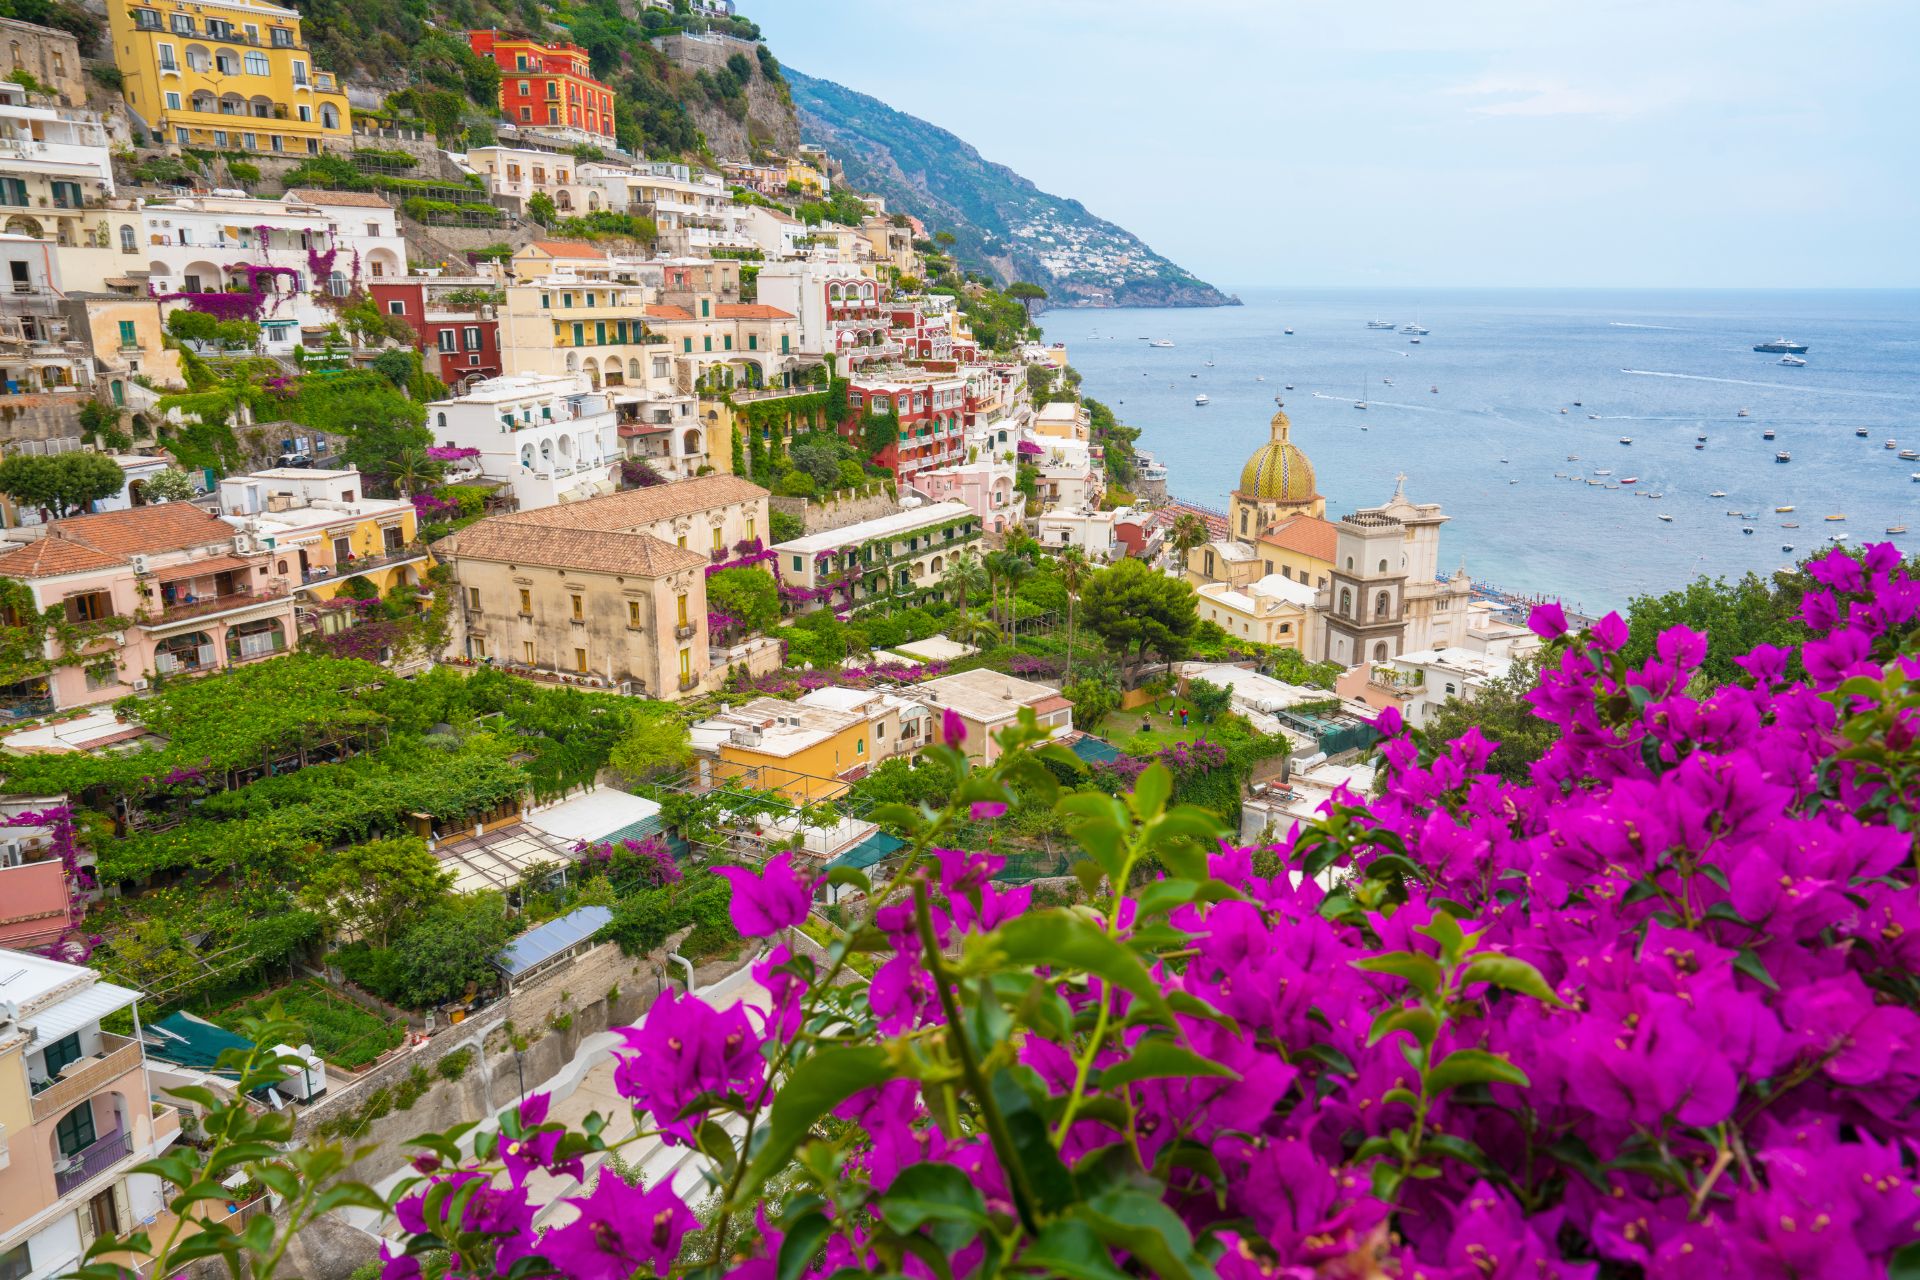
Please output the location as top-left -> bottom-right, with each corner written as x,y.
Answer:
1352,950 -> 1445,998
1097,1039 -> 1237,1089
1126,761 -> 1173,822
1459,954 -> 1563,1006
879,1161 -> 989,1233
1426,1048 -> 1530,1094
868,801 -> 924,833
1019,1220 -> 1131,1280
1368,1005 -> 1439,1048
991,911 -> 1174,1026
1076,1189 -> 1211,1280
1734,946 -> 1780,991
1413,911 -> 1467,963
1887,1242 -> 1920,1280
734,1045 -> 894,1205
1144,807 -> 1225,881
1300,1043 -> 1357,1076
826,866 -> 872,895
1132,878 -> 1203,918
777,1208 -> 832,1280
990,1066 -> 1076,1215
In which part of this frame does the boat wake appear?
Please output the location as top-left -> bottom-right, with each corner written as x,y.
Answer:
1609,322 -> 1683,331
1621,369 -> 1908,401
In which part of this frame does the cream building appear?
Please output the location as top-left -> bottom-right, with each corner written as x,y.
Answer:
907,669 -> 1072,765
426,373 -> 620,511
771,501 -> 980,613
1196,572 -> 1319,653
1317,478 -> 1474,667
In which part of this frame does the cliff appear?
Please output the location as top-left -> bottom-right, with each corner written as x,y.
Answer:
785,69 -> 1235,310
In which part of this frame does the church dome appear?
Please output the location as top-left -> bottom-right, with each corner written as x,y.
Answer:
1237,403 -> 1317,503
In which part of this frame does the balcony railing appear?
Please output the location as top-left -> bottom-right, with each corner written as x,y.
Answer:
141,585 -> 287,626
674,622 -> 698,640
54,1126 -> 132,1195
31,1033 -> 144,1124
296,542 -> 426,586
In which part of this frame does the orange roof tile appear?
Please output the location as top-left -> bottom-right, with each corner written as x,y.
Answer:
715,303 -> 795,320
527,240 -> 606,260
435,523 -> 705,577
643,304 -> 694,321
1032,694 -> 1074,715
499,475 -> 768,533
0,537 -> 127,578
285,189 -> 392,209
48,505 -> 239,557
1259,514 -> 1339,563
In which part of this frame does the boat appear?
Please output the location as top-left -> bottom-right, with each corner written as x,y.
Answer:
1902,451 -> 1920,461
1890,526 -> 1909,535
1737,408 -> 1751,418
1697,434 -> 1708,441
1763,429 -> 1776,439
1573,401 -> 1583,407
1659,514 -> 1674,523
1913,473 -> 1920,482
1284,383 -> 1294,390
1782,544 -> 1795,552
1354,376 -> 1368,410
1754,339 -> 1810,353
1857,427 -> 1871,437
1383,377 -> 1393,385
1366,320 -> 1396,329
1194,394 -> 1210,406
1149,339 -> 1175,348
1695,443 -> 1705,450
1743,527 -> 1755,535
1889,441 -> 1901,450
1710,490 -> 1728,498
1782,522 -> 1799,528
1621,476 -> 1639,484
1569,454 -> 1582,461
1409,338 -> 1422,344
1256,375 -> 1266,382
1779,355 -> 1807,366
1204,358 -> 1215,367
1283,328 -> 1294,335
1595,469 -> 1614,476
1775,505 -> 1795,512
1619,437 -> 1633,445
1776,451 -> 1792,463
1831,533 -> 1849,543
1826,514 -> 1847,522
1430,385 -> 1439,394
1560,408 -> 1569,415
1401,321 -> 1430,335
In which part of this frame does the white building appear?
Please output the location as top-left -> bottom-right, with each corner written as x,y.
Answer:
1317,477 -> 1476,667
581,163 -> 754,254
740,204 -> 806,259
754,261 -> 886,362
771,500 -> 980,611
464,145 -> 604,216
0,81 -> 116,247
1196,572 -> 1319,652
427,373 -> 620,510
1035,507 -> 1123,561
0,950 -> 182,1280
1029,435 -> 1100,512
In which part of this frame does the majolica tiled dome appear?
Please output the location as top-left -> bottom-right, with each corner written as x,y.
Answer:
1238,403 -> 1317,503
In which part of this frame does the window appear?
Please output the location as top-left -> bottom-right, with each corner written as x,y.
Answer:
297,104 -> 311,122
677,593 -> 689,625
165,90 -> 182,109
291,60 -> 308,86
170,13 -> 193,33
134,8 -> 162,29
518,80 -> 530,95
518,588 -> 532,615
271,27 -> 293,47
676,535 -> 687,550
118,320 -> 137,347
1,1241 -> 31,1280
574,646 -> 588,673
627,599 -> 640,627
242,132 -> 256,149
467,587 -> 480,609
747,517 -> 756,541
700,298 -> 710,318
747,334 -> 758,350
438,329 -> 456,353
41,1030 -> 83,1076
387,299 -> 406,315
472,637 -> 486,659
723,335 -> 732,351
1375,590 -> 1391,618
1445,682 -> 1457,696
55,1101 -> 97,1157
703,336 -> 712,352
215,51 -> 238,74
570,593 -> 583,620
1339,588 -> 1353,617
856,737 -> 865,756
244,51 -> 269,74
523,640 -> 536,664
464,326 -> 481,351
679,648 -> 691,681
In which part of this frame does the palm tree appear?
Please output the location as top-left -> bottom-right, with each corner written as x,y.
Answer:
387,447 -> 439,499
980,550 -> 1010,630
1057,545 -> 1089,682
999,555 -> 1032,636
941,552 -> 988,635
1169,513 -> 1209,573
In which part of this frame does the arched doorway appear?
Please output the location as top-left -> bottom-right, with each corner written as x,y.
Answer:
155,632 -> 216,674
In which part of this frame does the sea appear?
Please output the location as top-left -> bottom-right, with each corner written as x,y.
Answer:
1040,288 -> 1920,613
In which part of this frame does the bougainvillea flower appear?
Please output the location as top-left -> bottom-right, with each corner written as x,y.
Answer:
713,851 -> 813,937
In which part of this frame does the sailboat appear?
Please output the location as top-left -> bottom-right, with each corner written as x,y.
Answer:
1353,376 -> 1368,410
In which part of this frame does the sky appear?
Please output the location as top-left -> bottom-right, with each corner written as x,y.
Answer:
751,0 -> 1918,290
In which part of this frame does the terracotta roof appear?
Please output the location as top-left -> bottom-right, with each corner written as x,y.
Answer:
0,537 -> 127,578
436,522 -> 705,577
499,474 -> 769,533
617,423 -> 670,437
643,304 -> 694,321
527,240 -> 606,260
285,188 -> 392,209
48,505 -> 238,556
1259,514 -> 1339,564
152,553 -> 256,581
1032,694 -> 1074,716
1163,502 -> 1229,541
715,303 -> 794,320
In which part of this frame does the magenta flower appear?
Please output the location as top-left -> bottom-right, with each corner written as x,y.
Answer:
713,852 -> 813,937
538,1173 -> 697,1280
941,707 -> 967,747
612,991 -> 766,1144
1528,601 -> 1570,640
969,800 -> 1008,820
1588,611 -> 1629,651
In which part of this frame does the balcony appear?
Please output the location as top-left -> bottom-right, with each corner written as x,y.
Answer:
140,585 -> 289,628
54,1126 -> 133,1195
295,542 -> 427,589
31,1033 -> 143,1124
677,673 -> 698,692
674,623 -> 698,641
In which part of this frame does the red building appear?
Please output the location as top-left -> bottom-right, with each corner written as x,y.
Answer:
467,31 -> 617,140
844,373 -> 968,488
368,277 -> 503,389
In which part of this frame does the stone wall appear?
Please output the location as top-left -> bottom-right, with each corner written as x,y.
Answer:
769,490 -> 901,536
652,32 -> 799,159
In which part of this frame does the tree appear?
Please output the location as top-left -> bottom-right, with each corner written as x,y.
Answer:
384,448 -> 439,499
788,440 -> 842,490
0,451 -> 125,517
299,836 -> 451,948
1007,281 -> 1047,320
393,891 -> 513,1007
609,708 -> 692,781
1169,514 -> 1209,571
1081,558 -> 1199,678
708,566 -> 780,634
1185,676 -> 1233,724
528,191 -> 557,226
1420,652 -> 1556,784
1063,675 -> 1119,734
142,467 -> 197,503
941,551 -> 987,622
1621,571 -> 1806,686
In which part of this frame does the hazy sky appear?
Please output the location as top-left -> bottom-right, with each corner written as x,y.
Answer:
753,1 -> 1917,290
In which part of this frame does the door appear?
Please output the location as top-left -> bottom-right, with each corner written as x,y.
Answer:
55,1101 -> 96,1157
88,1188 -> 120,1239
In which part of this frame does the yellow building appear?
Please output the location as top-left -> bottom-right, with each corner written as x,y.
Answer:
784,159 -> 827,196
701,696 -> 874,804
109,0 -> 350,157
1229,400 -> 1324,540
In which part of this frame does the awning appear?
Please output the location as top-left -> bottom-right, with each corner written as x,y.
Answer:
1068,735 -> 1125,765
155,554 -> 255,582
824,830 -> 903,873
494,905 -> 613,978
143,1011 -> 253,1072
22,980 -> 138,1043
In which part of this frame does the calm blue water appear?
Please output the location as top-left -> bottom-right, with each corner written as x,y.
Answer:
1041,288 -> 1920,611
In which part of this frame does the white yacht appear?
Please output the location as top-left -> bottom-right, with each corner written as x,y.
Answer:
1194,394 -> 1210,406
1779,354 -> 1807,367
1149,339 -> 1175,348
1366,320 -> 1397,329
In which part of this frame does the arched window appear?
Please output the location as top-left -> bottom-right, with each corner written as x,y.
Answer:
321,103 -> 339,129
1203,551 -> 1215,577
1339,588 -> 1353,617
119,224 -> 136,252
1345,557 -> 1354,570
1378,559 -> 1388,573
1373,642 -> 1388,661
1444,683 -> 1457,696
1375,590 -> 1391,618
436,412 -> 447,429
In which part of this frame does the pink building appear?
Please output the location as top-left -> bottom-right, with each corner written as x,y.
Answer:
0,506 -> 298,717
915,456 -> 1019,535
0,795 -> 82,950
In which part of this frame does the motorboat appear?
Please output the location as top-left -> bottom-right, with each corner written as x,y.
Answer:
1402,323 -> 1430,335
1256,375 -> 1265,382
1890,526 -> 1909,535
1430,385 -> 1439,393
1779,355 -> 1807,366
1283,328 -> 1294,335
1149,339 -> 1175,347
1695,443 -> 1705,450
1621,476 -> 1639,484
1763,429 -> 1776,440
1904,451 -> 1920,461
1589,414 -> 1602,420
1697,434 -> 1708,441
1594,469 -> 1614,476
1366,320 -> 1397,329
1782,544 -> 1795,552
1409,338 -> 1422,344
1737,408 -> 1751,418
1830,533 -> 1850,543
1659,514 -> 1674,522
1560,408 -> 1569,414
1284,384 -> 1294,390
1913,473 -> 1920,482
1782,522 -> 1799,528
1619,437 -> 1633,445
1857,427 -> 1871,437
1573,401 -> 1583,407
1190,372 -> 1199,378
1743,527 -> 1755,535
1776,451 -> 1791,463
1754,339 -> 1809,353
1383,377 -> 1393,385
1710,490 -> 1727,497
1194,394 -> 1210,406
1825,514 -> 1847,522
1570,454 -> 1583,460
1775,505 -> 1795,512
1204,359 -> 1215,367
